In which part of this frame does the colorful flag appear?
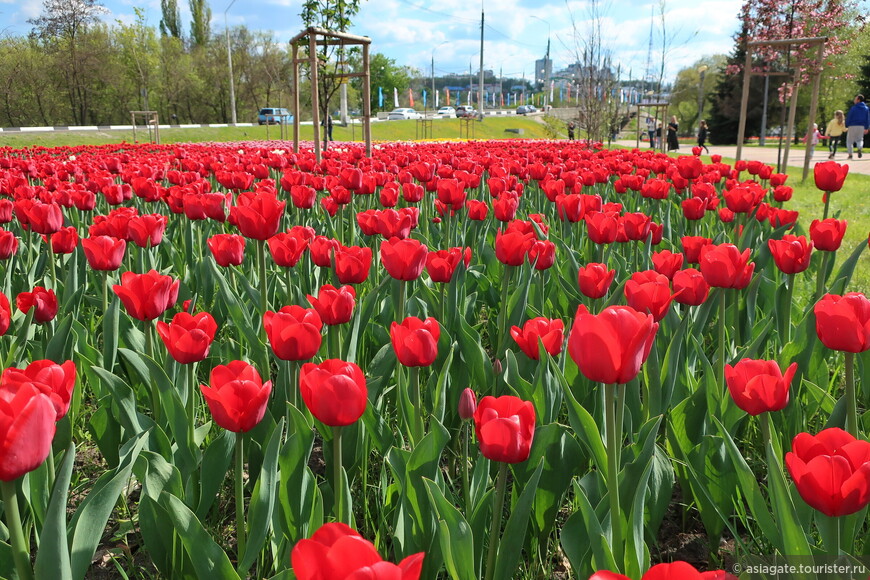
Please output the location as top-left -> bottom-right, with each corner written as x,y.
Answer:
394,87 -> 399,108
423,89 -> 427,108
436,90 -> 440,108
378,86 -> 384,108
446,88 -> 450,106
409,88 -> 414,107
549,80 -> 554,102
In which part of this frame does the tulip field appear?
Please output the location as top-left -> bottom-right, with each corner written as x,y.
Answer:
1,139 -> 870,580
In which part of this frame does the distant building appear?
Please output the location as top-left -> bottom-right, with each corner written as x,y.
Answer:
535,58 -> 552,89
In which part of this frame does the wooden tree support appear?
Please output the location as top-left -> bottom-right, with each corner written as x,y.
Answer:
289,27 -> 373,162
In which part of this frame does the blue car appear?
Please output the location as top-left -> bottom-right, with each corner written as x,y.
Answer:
258,107 -> 293,125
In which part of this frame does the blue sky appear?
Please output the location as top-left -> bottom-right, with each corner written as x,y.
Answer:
0,0 -> 744,82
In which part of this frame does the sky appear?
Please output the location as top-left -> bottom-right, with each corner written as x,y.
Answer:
0,0 -> 745,83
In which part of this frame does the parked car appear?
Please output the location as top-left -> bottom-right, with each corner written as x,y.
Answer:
436,106 -> 456,118
387,108 -> 423,120
527,105 -> 538,113
516,105 -> 530,115
258,107 -> 292,125
455,105 -> 476,118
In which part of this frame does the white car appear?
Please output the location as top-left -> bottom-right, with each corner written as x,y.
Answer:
388,108 -> 423,120
436,106 -> 456,118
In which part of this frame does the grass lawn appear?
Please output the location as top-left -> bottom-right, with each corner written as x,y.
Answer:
0,116 -> 551,148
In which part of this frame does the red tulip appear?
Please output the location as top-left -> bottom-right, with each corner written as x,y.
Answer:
458,388 -> 477,420
0,293 -> 9,336
128,213 -> 167,248
473,395 -> 536,463
651,250 -> 684,280
50,227 -> 79,254
577,263 -> 615,299
380,238 -> 428,281
376,208 -> 415,239
493,193 -> 519,222
585,211 -> 618,244
725,358 -> 796,415
680,236 -> 712,264
699,243 -> 754,289
426,247 -> 471,283
390,316 -> 440,367
768,235 -> 813,275
290,184 -> 317,209
263,305 -> 323,361
1,360 -> 76,420
813,160 -> 849,192
291,522 -> 424,580
672,268 -> 710,306
207,233 -> 246,267
113,270 -> 180,321
0,230 -> 18,260
495,229 -> 535,266
624,270 -> 677,321
590,562 -> 736,580
527,239 -> 555,270
299,359 -> 367,426
510,318 -> 564,359
24,202 -> 63,235
786,428 -> 870,516
681,197 -> 707,220
333,244 -> 372,284
813,293 -> 870,353
307,285 -> 356,326
809,219 -> 847,252
229,190 -> 286,240
82,236 -> 127,271
16,286 -> 58,323
200,360 -> 271,433
568,304 -> 658,384
156,312 -> 218,364
0,386 -> 56,481
268,231 -> 309,267
466,199 -> 489,221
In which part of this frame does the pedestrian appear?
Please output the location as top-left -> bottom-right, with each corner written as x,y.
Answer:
567,122 -> 575,140
655,122 -> 663,150
646,116 -> 656,148
845,94 -> 870,159
667,115 -> 680,151
825,110 -> 847,159
697,119 -> 710,154
804,123 -> 822,157
322,115 -> 334,149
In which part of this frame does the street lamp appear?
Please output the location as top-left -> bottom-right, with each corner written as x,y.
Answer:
696,64 -> 708,132
531,15 -> 550,111
224,0 -> 238,125
431,41 -> 449,117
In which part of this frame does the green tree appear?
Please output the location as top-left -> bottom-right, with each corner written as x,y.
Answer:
189,0 -> 211,47
351,52 -> 412,113
159,0 -> 183,38
668,55 -> 726,136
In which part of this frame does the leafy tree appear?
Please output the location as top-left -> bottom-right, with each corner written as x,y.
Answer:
159,0 -> 183,39
350,52 -> 412,113
189,0 -> 211,47
668,55 -> 727,135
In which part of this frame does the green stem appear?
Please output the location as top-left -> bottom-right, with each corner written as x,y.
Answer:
462,422 -> 471,517
718,289 -> 727,395
439,282 -> 446,324
605,385 -> 624,569
483,462 -> 509,580
845,352 -> 858,437
822,191 -> 831,220
235,433 -> 246,560
48,247 -> 57,291
785,274 -> 796,345
102,272 -> 109,316
257,240 -> 271,377
409,366 -> 423,444
187,363 -> 197,446
396,279 -> 406,323
496,266 -> 512,368
1,480 -> 34,580
815,251 -> 831,302
538,270 -> 546,313
289,360 -> 299,415
333,426 -> 346,524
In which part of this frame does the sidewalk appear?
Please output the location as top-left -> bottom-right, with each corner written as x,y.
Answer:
614,140 -> 870,176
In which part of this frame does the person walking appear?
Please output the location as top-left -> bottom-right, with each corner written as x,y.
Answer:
567,122 -> 576,140
825,110 -> 847,159
697,120 -> 710,154
804,123 -> 822,157
666,115 -> 680,152
646,116 -> 656,148
845,94 -> 870,159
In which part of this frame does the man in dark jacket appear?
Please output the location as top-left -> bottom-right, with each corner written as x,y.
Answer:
845,94 -> 870,159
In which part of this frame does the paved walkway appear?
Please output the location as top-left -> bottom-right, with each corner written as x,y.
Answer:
614,140 -> 870,176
